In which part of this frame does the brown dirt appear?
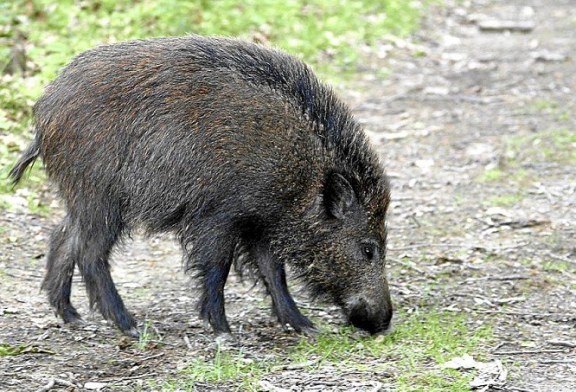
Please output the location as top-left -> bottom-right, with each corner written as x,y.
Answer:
1,0 -> 575,391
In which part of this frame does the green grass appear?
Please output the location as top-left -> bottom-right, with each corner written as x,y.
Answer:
478,168 -> 505,182
476,167 -> 531,186
475,126 -> 575,190
2,0 -> 423,81
159,346 -> 270,391
523,98 -> 575,162
160,310 -> 492,391
531,98 -> 558,112
1,0 -> 426,100
391,312 -> 492,391
506,128 -> 576,164
135,319 -> 162,351
0,343 -> 55,356
186,348 -> 269,385
475,163 -> 528,187
531,98 -> 572,123
543,259 -> 572,273
475,95 -> 575,188
487,193 -> 524,207
0,344 -> 25,356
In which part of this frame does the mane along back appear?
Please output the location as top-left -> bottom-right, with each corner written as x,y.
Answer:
78,36 -> 389,210
176,36 -> 389,209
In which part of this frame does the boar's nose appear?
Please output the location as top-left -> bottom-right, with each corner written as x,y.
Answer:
347,297 -> 393,335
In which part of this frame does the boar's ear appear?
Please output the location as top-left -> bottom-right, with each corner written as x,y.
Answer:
324,172 -> 357,219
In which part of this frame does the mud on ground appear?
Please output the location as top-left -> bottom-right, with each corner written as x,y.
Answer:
1,0 -> 575,391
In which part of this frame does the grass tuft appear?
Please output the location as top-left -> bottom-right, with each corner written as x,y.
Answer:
0,343 -> 55,356
487,193 -> 524,207
135,319 -> 163,351
160,345 -> 270,391
0,343 -> 26,356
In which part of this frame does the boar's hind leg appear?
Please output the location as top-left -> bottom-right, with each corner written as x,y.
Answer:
74,210 -> 138,337
255,246 -> 315,334
42,216 -> 81,324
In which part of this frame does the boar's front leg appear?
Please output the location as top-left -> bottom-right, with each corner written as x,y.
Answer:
254,245 -> 315,334
199,262 -> 233,334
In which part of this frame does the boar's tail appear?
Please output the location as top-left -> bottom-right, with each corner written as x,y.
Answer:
9,134 -> 40,185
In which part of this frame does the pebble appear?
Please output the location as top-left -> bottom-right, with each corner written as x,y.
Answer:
84,382 -> 107,390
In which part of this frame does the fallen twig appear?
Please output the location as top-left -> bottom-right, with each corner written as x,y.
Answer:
272,358 -> 321,371
409,215 -> 421,228
477,19 -> 535,33
389,257 -> 429,276
493,296 -> 526,305
101,372 -> 158,383
543,251 -> 576,265
493,349 -> 567,355
492,386 -> 532,392
142,352 -> 165,361
389,241 -> 530,252
183,334 -> 193,350
490,275 -> 530,281
472,309 -> 576,320
547,340 -> 576,348
465,275 -> 529,282
150,323 -> 164,342
389,243 -> 464,251
35,378 -> 76,392
35,378 -> 54,392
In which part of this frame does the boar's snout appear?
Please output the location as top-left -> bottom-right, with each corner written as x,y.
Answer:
346,296 -> 393,335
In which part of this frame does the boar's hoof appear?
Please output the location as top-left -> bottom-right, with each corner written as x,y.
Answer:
123,327 -> 141,339
279,321 -> 317,336
299,326 -> 318,337
61,308 -> 82,324
214,332 -> 237,346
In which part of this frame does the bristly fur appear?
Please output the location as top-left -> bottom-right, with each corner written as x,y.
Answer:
10,35 -> 392,336
8,133 -> 40,185
172,36 -> 389,210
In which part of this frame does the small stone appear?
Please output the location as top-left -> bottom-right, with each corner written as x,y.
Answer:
84,382 -> 106,390
532,50 -> 568,62
423,86 -> 450,96
477,19 -> 535,33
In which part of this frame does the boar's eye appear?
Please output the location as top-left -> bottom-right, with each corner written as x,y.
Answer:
360,241 -> 378,262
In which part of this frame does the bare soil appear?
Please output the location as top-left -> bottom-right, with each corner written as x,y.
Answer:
1,0 -> 575,391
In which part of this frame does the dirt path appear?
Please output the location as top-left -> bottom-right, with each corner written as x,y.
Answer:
1,0 -> 575,391
368,0 -> 576,390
